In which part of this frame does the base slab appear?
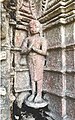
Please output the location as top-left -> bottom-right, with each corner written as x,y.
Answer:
25,99 -> 48,109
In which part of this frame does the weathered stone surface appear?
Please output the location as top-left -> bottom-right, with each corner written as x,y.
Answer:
46,49 -> 62,70
0,107 -> 10,120
65,23 -> 74,45
45,111 -> 62,120
0,51 -> 6,61
15,30 -> 27,47
45,26 -> 61,48
44,93 -> 62,116
66,73 -> 75,96
66,48 -> 74,70
14,71 -> 30,92
16,91 -> 30,108
66,97 -> 75,119
1,26 -> 6,40
15,52 -> 21,68
43,71 -> 62,95
0,87 -> 6,96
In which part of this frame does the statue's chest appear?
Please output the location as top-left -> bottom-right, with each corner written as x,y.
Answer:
29,38 -> 42,48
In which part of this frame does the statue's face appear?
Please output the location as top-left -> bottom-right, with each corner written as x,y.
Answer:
29,20 -> 40,35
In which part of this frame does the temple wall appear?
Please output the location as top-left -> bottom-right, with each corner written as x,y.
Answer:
0,0 -> 75,120
39,1 -> 75,119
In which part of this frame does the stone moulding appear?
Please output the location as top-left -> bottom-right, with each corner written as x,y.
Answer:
39,0 -> 75,30
47,43 -> 75,50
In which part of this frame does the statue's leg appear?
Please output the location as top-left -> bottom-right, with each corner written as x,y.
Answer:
28,57 -> 36,101
34,58 -> 44,103
28,80 -> 35,101
34,80 -> 43,103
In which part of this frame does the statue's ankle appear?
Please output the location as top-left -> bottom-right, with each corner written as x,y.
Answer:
28,94 -> 35,101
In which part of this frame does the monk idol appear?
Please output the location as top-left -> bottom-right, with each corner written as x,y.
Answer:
21,20 -> 47,102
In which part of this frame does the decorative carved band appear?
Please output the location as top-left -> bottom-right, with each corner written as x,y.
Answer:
39,0 -> 75,29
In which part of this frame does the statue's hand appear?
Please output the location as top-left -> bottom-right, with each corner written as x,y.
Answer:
32,46 -> 36,51
20,47 -> 32,55
32,46 -> 47,56
26,44 -> 34,54
28,44 -> 33,51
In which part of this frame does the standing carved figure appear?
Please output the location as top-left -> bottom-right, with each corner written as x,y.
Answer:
21,20 -> 47,103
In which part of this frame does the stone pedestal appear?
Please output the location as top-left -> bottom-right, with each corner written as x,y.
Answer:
25,99 -> 48,109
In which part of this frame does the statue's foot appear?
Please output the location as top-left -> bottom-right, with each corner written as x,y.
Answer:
28,94 -> 35,102
34,95 -> 43,103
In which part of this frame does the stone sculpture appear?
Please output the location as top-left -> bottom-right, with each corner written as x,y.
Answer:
21,19 -> 47,103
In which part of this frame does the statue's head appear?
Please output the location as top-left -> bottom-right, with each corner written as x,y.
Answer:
29,20 -> 41,35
